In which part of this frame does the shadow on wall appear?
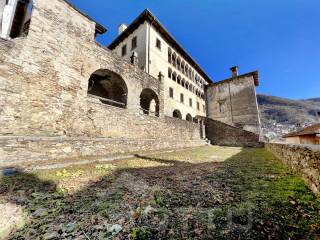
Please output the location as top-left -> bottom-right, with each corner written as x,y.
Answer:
1,148 -> 320,239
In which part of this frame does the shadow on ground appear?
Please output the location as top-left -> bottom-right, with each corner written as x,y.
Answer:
1,147 -> 320,239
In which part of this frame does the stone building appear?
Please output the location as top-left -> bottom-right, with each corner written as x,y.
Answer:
108,9 -> 208,121
0,0 -> 262,166
206,67 -> 261,135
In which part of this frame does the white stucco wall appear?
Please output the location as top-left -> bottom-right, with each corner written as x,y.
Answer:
112,20 -> 207,120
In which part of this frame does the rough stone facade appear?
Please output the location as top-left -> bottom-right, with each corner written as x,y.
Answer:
266,143 -> 320,197
0,0 -> 205,165
206,71 -> 261,135
204,118 -> 262,147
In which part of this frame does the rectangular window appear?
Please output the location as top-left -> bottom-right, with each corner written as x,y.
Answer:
131,37 -> 137,50
197,101 -> 200,110
180,93 -> 184,103
189,98 -> 192,107
218,100 -> 226,113
169,88 -> 174,98
156,38 -> 161,50
121,45 -> 127,56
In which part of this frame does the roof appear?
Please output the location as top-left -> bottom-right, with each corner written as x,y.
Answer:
208,71 -> 259,87
64,0 -> 107,34
108,9 -> 212,83
284,123 -> 320,138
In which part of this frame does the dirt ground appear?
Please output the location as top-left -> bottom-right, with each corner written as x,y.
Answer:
1,146 -> 319,239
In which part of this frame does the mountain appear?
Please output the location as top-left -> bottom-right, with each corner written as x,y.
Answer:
257,94 -> 320,141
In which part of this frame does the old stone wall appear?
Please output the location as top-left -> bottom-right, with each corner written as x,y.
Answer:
0,135 -> 206,167
0,0 -> 204,165
266,143 -> 320,197
206,74 -> 261,135
204,118 -> 262,147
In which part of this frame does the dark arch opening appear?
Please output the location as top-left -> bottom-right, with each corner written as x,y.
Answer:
88,69 -> 128,108
186,114 -> 193,122
140,88 -> 160,117
173,109 -> 182,119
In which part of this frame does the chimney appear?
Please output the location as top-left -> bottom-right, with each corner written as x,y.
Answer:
230,66 -> 239,78
118,24 -> 127,35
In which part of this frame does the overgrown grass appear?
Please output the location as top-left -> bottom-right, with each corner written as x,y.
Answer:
0,146 -> 319,239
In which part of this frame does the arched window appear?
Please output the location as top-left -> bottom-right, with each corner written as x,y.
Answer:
172,72 -> 177,81
188,69 -> 192,79
186,114 -> 193,122
181,78 -> 185,87
88,69 -> 128,108
192,70 -> 195,81
173,109 -> 182,119
181,61 -> 185,74
185,81 -> 189,90
172,53 -> 177,67
185,65 -> 189,77
177,75 -> 181,85
168,68 -> 172,79
189,84 -> 193,91
177,57 -> 181,71
140,88 -> 160,117
168,48 -> 172,63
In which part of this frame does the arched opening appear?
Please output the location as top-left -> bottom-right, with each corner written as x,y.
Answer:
173,109 -> 182,119
88,69 -> 128,108
140,88 -> 160,117
177,75 -> 181,85
177,57 -> 181,71
168,68 -> 172,79
1,0 -> 33,39
168,48 -> 172,63
181,78 -> 185,87
172,53 -> 177,67
172,72 -> 177,81
181,61 -> 185,74
186,114 -> 193,122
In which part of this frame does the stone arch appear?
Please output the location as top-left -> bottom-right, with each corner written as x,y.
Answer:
173,109 -> 182,119
87,69 -> 128,108
186,114 -> 193,122
140,88 -> 160,117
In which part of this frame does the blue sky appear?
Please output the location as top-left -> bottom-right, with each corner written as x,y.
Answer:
69,0 -> 320,100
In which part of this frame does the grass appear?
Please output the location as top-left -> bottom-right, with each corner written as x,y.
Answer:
0,146 -> 319,239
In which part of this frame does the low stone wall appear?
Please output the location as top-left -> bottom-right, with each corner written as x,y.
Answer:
0,135 -> 206,167
204,118 -> 262,147
265,143 -> 320,197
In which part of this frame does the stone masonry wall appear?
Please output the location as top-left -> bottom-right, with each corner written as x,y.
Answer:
206,74 -> 261,135
0,0 -> 204,165
204,118 -> 262,147
266,143 -> 320,197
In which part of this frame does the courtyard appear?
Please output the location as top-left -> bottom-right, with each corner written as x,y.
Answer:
1,146 -> 320,239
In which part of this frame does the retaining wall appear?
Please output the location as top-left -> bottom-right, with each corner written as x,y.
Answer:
265,143 -> 320,197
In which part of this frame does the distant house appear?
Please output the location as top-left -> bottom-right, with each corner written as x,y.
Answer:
283,123 -> 320,145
